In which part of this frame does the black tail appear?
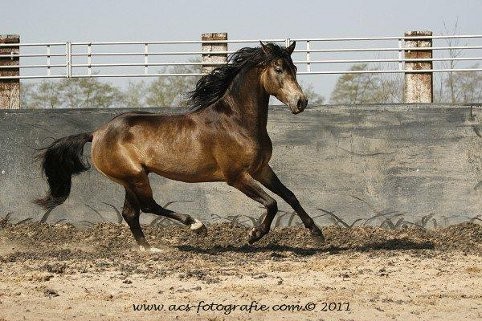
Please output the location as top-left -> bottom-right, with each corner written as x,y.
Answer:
34,132 -> 93,210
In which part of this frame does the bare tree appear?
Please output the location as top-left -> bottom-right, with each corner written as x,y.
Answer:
433,19 -> 481,104
145,63 -> 201,107
22,78 -> 123,109
441,19 -> 463,103
444,64 -> 481,103
300,81 -> 325,106
122,80 -> 148,107
330,64 -> 402,104
21,64 -> 200,109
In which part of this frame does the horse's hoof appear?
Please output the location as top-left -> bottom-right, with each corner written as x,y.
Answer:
190,219 -> 207,235
248,227 -> 266,244
139,245 -> 164,253
309,225 -> 325,242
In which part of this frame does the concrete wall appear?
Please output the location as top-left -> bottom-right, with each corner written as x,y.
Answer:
1,105 -> 481,227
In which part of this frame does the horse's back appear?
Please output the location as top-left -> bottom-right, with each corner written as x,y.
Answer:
90,111 -> 224,183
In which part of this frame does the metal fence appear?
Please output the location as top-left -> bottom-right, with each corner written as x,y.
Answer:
1,34 -> 482,80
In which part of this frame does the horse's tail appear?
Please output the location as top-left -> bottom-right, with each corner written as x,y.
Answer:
34,132 -> 93,210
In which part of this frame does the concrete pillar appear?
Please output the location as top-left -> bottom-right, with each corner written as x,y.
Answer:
403,31 -> 433,103
201,32 -> 228,74
0,35 -> 20,109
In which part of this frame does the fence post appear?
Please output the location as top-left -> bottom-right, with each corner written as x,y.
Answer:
0,34 -> 20,109
201,33 -> 228,74
403,31 -> 433,103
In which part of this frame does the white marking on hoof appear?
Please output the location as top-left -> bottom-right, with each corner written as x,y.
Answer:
190,219 -> 207,234
139,246 -> 164,253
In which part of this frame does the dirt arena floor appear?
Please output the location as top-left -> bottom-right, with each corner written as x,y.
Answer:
0,221 -> 481,321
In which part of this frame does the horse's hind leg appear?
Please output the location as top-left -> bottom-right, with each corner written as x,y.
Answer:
126,173 -> 207,239
121,189 -> 151,250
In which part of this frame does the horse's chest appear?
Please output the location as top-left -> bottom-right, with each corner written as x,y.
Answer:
238,137 -> 272,169
214,129 -> 272,175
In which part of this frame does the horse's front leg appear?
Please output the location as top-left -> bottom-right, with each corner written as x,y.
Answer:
254,165 -> 325,241
228,172 -> 278,244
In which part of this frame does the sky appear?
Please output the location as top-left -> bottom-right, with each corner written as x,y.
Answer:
1,0 -> 481,99
2,0 -> 480,42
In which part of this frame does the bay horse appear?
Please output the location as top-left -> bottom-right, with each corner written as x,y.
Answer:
34,41 -> 324,252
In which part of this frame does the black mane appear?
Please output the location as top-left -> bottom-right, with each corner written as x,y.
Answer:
188,43 -> 292,111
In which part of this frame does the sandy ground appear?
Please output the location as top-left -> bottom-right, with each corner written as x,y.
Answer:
0,222 -> 481,321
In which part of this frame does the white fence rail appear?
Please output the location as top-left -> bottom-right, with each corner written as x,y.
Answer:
1,34 -> 482,79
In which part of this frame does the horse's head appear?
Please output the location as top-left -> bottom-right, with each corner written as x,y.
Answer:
259,41 -> 307,114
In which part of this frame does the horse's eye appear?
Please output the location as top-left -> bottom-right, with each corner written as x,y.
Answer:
275,67 -> 283,74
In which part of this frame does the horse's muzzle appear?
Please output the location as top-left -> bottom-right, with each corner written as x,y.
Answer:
292,97 -> 308,114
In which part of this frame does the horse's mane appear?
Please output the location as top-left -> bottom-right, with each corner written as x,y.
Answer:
187,43 -> 292,111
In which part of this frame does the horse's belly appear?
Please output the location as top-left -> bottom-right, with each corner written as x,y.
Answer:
146,154 -> 224,183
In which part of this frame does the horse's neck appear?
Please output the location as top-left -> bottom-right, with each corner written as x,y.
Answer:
223,68 -> 270,131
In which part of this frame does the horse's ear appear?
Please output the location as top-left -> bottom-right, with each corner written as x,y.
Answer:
260,41 -> 271,55
286,41 -> 296,55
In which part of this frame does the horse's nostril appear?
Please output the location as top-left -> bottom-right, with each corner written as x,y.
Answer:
297,98 -> 308,110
